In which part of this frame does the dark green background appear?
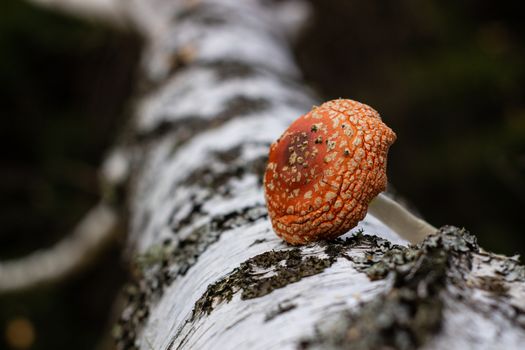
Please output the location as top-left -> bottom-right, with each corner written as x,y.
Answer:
297,0 -> 525,256
0,1 -> 139,349
0,0 -> 523,349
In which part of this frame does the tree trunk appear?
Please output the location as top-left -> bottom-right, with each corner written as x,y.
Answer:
23,0 -> 525,349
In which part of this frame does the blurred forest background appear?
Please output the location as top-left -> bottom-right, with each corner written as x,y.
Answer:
0,0 -> 523,349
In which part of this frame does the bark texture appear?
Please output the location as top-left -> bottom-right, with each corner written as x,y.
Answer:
79,0 -> 523,349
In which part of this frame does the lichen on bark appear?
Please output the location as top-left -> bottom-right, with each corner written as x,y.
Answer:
191,232 -> 396,320
107,0 -> 525,348
299,226 -> 525,350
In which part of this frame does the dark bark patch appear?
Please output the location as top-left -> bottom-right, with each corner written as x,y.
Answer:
134,95 -> 270,147
224,314 -> 251,331
249,238 -> 268,247
134,115 -> 204,144
169,143 -> 269,235
114,203 -> 267,350
493,254 -> 525,283
475,275 -> 509,295
219,95 -> 271,120
265,301 -> 297,322
113,284 -> 150,350
171,204 -> 268,279
168,195 -> 207,235
191,248 -> 330,320
204,60 -> 258,81
174,4 -> 228,27
190,233 -> 384,320
181,146 -> 268,191
299,226 -> 479,350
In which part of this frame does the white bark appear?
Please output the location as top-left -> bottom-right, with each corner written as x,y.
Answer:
110,1 -> 525,349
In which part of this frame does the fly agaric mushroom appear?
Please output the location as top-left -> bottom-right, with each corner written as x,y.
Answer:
264,99 -> 436,245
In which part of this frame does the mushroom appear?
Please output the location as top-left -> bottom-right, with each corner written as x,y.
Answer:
264,99 -> 436,245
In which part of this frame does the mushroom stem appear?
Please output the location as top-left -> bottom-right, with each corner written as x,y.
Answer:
368,193 -> 437,244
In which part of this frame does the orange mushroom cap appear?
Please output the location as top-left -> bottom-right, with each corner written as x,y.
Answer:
264,99 -> 396,244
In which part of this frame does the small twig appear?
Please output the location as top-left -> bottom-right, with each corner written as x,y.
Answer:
0,202 -> 120,294
27,0 -> 126,26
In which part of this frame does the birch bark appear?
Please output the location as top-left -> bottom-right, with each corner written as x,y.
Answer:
18,0 -> 525,349
109,1 -> 525,349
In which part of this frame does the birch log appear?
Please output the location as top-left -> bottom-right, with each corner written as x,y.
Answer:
106,1 -> 525,349
21,0 -> 525,349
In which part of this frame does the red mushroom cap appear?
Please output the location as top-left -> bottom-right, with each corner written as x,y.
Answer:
264,99 -> 396,244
